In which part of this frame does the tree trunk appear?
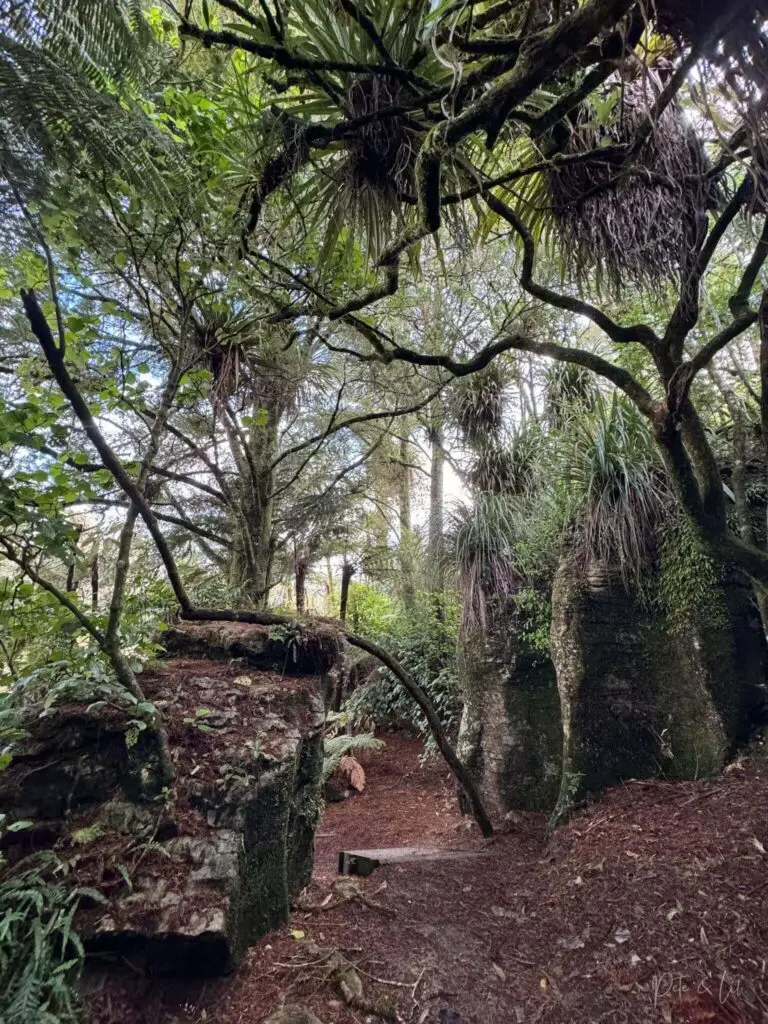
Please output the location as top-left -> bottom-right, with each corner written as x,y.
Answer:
339,562 -> 355,623
90,552 -> 99,612
428,419 -> 445,595
295,558 -> 308,615
225,399 -> 279,608
325,556 -> 335,607
398,434 -> 416,610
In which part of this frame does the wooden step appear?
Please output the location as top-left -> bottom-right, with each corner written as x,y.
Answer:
338,846 -> 486,877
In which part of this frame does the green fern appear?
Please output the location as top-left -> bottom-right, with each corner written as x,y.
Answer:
322,732 -> 384,783
0,853 -> 105,1024
0,0 -> 180,200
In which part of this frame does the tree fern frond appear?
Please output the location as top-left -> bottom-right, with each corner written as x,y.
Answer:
0,0 -> 183,203
3,0 -> 153,88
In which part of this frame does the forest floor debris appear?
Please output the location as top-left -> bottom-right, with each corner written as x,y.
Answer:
87,735 -> 768,1024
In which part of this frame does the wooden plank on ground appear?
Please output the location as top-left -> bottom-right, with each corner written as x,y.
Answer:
338,846 -> 486,877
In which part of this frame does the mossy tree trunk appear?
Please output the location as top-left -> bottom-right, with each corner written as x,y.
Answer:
398,434 -> 416,611
339,561 -> 355,622
295,556 -> 308,615
428,417 -> 445,596
224,399 -> 279,608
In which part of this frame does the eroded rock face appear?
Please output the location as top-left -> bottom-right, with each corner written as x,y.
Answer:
549,561 -> 767,820
457,601 -> 562,815
0,622 -> 338,977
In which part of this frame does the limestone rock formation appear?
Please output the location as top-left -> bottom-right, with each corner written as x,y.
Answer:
0,621 -> 340,976
457,601 -> 562,816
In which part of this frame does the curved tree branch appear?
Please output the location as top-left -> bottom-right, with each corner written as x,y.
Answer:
484,190 -> 660,348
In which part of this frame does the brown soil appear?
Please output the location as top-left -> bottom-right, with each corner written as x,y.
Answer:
86,735 -> 768,1024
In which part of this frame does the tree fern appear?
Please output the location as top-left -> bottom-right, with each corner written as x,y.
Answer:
0,0 -> 180,201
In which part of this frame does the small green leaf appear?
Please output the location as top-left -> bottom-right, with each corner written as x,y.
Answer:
7,819 -> 34,832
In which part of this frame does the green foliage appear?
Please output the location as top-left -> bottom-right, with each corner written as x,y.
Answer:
507,395 -> 672,589
345,583 -> 397,636
118,575 -> 177,655
183,707 -> 215,733
550,395 -> 671,582
0,0 -> 181,201
450,493 -> 522,637
0,653 -> 157,763
70,825 -> 103,847
652,516 -> 728,634
0,853 -> 105,1024
322,732 -> 385,783
544,362 -> 598,429
512,587 -> 552,661
344,595 -> 462,749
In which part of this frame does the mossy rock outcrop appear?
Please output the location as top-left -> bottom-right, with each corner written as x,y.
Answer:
457,601 -> 562,815
0,622 -> 339,976
550,562 -> 766,821
162,620 -> 341,679
459,568 -> 766,824
0,706 -> 167,827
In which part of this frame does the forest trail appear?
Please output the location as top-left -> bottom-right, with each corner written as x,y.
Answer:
89,735 -> 768,1024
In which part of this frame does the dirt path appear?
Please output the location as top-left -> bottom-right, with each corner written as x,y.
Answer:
90,735 -> 768,1024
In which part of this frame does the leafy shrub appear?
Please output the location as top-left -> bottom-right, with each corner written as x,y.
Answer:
344,593 -> 462,750
0,654 -> 158,764
512,586 -> 552,660
345,582 -> 397,636
322,732 -> 385,783
0,582 -> 92,680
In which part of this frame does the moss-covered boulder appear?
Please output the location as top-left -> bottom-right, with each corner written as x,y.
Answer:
457,600 -> 562,815
550,560 -> 766,821
0,622 -> 339,976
